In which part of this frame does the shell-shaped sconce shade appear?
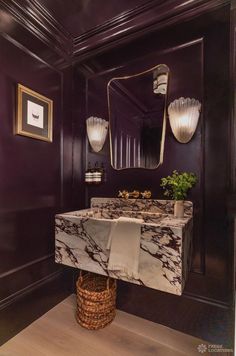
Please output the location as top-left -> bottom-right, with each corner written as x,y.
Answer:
168,98 -> 201,143
86,116 -> 109,152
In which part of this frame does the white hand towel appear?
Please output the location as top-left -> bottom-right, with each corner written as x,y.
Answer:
107,217 -> 143,279
106,219 -> 118,250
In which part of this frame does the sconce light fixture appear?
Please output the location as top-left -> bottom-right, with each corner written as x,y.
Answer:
168,97 -> 201,143
86,116 -> 109,152
153,67 -> 168,95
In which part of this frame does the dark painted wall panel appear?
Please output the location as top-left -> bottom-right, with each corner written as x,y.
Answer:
0,34 -> 66,306
72,70 -> 87,211
80,5 -> 231,296
0,0 -> 232,347
85,39 -> 204,273
61,66 -> 74,211
75,6 -> 233,344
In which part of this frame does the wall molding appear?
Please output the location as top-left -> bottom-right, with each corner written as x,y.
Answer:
72,0 -> 230,62
0,253 -> 54,279
0,0 -> 72,57
183,290 -> 232,309
0,32 -> 61,73
230,1 -> 236,192
0,269 -> 64,311
0,0 -> 231,68
0,253 -> 61,305
80,37 -> 204,78
0,268 -> 72,345
0,0 -> 72,68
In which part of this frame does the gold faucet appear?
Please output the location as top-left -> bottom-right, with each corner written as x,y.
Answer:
140,190 -> 152,199
118,190 -> 140,199
118,190 -> 152,199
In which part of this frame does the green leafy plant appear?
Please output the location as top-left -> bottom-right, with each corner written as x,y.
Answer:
160,170 -> 197,201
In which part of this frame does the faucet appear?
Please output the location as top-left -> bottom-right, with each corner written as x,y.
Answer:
118,190 -> 152,199
118,190 -> 140,199
140,190 -> 152,199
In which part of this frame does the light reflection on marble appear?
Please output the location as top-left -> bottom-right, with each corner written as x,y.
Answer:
55,198 -> 193,295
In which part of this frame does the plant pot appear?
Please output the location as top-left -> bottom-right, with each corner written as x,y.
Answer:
174,200 -> 184,218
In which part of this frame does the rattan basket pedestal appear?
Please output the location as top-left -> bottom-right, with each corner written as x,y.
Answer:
76,271 -> 117,330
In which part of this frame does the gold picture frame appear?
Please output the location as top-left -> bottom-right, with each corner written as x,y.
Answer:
16,84 -> 53,142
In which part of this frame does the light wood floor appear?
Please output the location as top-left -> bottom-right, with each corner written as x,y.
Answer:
0,295 -> 207,356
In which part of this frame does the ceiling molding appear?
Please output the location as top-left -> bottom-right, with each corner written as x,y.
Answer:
0,0 -> 72,68
72,0 -> 230,62
0,0 -> 230,69
73,0 -> 165,44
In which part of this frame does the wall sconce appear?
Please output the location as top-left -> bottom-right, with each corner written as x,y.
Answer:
86,116 -> 109,152
153,71 -> 168,95
168,97 -> 201,143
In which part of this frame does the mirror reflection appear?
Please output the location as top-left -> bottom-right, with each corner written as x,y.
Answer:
107,64 -> 170,170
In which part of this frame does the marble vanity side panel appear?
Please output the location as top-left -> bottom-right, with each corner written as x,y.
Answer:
140,224 -> 183,295
90,198 -> 193,216
55,215 -> 110,276
106,223 -> 183,295
55,214 -> 186,295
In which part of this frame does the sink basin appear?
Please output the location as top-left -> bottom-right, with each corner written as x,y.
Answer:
55,198 -> 193,296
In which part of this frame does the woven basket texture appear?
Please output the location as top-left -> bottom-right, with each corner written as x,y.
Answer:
76,272 -> 116,330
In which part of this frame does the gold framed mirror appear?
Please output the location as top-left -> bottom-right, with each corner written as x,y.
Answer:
107,64 -> 170,170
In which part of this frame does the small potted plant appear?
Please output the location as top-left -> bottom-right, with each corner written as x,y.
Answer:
160,170 -> 197,218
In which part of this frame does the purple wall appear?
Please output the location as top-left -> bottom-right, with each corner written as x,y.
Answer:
75,6 -> 233,344
0,34 -> 73,344
0,0 -> 233,347
85,41 -> 203,271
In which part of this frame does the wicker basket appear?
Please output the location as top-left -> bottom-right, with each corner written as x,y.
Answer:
76,271 -> 117,330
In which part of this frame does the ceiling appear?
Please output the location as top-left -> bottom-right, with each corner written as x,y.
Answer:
39,0 -> 148,37
0,0 -> 226,68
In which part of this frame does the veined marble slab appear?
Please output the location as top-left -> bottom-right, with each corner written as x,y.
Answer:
91,197 -> 193,216
55,198 -> 193,296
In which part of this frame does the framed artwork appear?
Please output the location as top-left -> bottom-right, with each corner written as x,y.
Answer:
15,84 -> 53,142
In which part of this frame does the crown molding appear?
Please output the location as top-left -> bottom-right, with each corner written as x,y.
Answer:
0,0 -> 231,69
0,0 -> 72,68
73,0 -> 165,45
72,0 -> 230,62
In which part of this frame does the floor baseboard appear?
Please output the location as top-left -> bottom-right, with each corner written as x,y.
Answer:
0,268 -> 73,345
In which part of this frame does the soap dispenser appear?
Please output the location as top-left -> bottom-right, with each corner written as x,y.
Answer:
85,162 -> 92,184
93,161 -> 102,184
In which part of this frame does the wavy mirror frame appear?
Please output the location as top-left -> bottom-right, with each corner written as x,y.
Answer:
107,64 -> 170,170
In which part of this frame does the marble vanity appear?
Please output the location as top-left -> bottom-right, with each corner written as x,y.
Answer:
55,198 -> 193,296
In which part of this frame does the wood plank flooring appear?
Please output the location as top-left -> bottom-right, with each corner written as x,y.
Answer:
0,295 -> 208,356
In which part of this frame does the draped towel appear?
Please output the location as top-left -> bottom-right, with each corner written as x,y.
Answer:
107,217 -> 143,279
